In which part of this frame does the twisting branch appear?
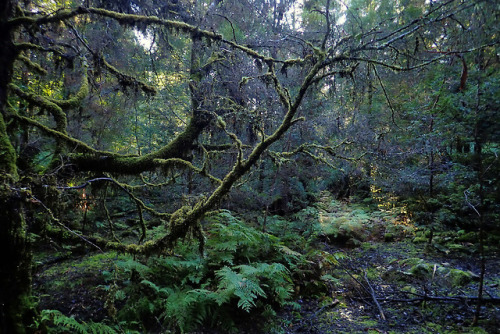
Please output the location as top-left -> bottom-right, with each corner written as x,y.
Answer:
270,141 -> 363,171
15,54 -> 47,75
464,189 -> 481,217
10,110 -> 117,156
8,83 -> 67,134
67,22 -> 156,96
102,184 -> 120,243
153,158 -> 222,185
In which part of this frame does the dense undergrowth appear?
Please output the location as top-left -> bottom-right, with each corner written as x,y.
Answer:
37,205 -> 341,333
35,193 -> 499,333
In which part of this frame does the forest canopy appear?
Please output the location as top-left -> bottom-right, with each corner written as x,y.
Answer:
0,0 -> 499,333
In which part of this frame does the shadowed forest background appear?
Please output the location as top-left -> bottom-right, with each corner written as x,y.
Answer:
0,0 -> 499,333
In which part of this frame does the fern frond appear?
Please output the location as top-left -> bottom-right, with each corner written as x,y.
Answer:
117,259 -> 151,277
215,266 -> 267,312
41,309 -> 118,334
141,279 -> 172,297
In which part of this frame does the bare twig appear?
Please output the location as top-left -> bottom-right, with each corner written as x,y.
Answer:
364,271 -> 387,321
23,191 -> 103,252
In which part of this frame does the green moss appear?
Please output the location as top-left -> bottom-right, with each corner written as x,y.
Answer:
456,231 -> 477,242
13,114 -> 97,154
16,55 -> 47,75
411,263 -> 431,277
384,232 -> 395,241
448,269 -> 473,287
48,66 -> 89,109
69,113 -> 207,174
0,113 -> 18,179
102,58 -> 156,95
413,236 -> 428,243
9,83 -> 67,133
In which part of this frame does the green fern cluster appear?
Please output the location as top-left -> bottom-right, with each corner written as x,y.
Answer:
205,210 -> 274,265
41,210 -> 342,333
212,262 -> 293,311
107,211 -> 305,332
41,310 -> 124,334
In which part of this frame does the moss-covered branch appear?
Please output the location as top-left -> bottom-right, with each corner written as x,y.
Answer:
70,114 -> 208,173
11,112 -> 102,154
269,141 -> 359,171
58,176 -> 173,242
197,143 -> 234,152
215,115 -> 244,167
9,11 -> 329,255
15,54 -> 47,75
5,2 -> 394,257
9,83 -> 67,133
46,63 -> 89,109
140,49 -> 329,254
101,58 -> 156,96
8,6 -> 278,65
7,7 -> 88,27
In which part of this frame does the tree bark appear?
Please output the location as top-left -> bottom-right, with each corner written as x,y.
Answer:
0,1 -> 36,332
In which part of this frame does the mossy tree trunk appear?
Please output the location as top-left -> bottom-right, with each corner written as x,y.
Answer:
0,1 -> 36,332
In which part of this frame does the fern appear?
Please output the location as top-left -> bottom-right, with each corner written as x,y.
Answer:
212,262 -> 293,312
148,255 -> 206,285
141,279 -> 172,297
161,288 -> 216,332
238,263 -> 293,304
205,214 -> 272,265
109,210 -> 335,332
214,266 -> 266,312
41,310 -> 120,334
116,258 -> 151,277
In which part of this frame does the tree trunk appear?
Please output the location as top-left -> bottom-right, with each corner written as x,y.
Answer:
0,187 -> 35,334
0,1 -> 36,332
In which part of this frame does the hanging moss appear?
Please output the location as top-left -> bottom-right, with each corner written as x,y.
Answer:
154,158 -> 222,184
84,7 -> 224,42
8,83 -> 67,133
7,8 -> 78,27
47,64 -> 90,109
102,58 -> 156,96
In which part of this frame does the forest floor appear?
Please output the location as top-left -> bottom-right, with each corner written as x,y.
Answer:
276,240 -> 500,334
33,196 -> 500,334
